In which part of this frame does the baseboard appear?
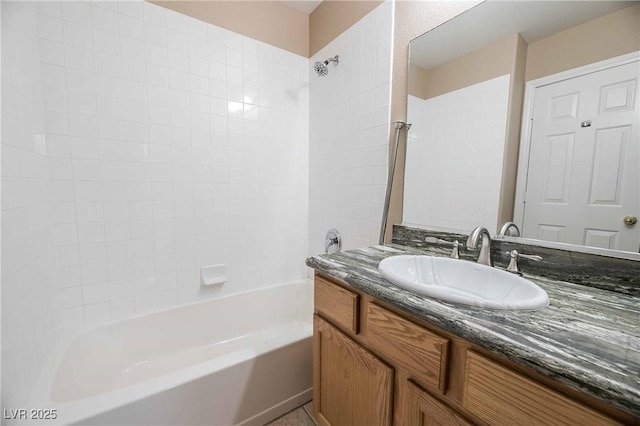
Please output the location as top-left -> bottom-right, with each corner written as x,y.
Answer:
238,388 -> 313,426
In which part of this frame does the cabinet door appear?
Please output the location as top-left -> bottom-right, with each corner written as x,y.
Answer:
405,380 -> 473,426
313,315 -> 393,426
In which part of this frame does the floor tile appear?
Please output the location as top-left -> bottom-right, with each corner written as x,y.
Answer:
302,401 -> 318,425
266,407 -> 315,426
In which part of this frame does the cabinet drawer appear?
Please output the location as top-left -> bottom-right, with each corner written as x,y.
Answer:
366,303 -> 449,392
406,380 -> 472,426
315,276 -> 360,334
463,351 -> 620,426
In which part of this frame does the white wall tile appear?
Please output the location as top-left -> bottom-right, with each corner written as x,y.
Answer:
22,0 -> 309,336
309,0 -> 393,257
83,283 -> 110,304
38,14 -> 64,42
404,75 -> 510,233
84,302 -> 111,327
62,20 -> 93,48
2,0 -> 59,410
61,306 -> 84,330
61,2 -> 92,24
92,6 -> 119,34
1,0 -> 358,409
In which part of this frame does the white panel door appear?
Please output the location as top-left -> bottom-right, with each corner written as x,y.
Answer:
522,61 -> 639,252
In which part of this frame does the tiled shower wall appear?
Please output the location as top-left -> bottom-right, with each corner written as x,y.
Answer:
1,0 -> 399,409
2,1 -> 59,409
404,75 -> 510,233
36,0 -> 309,330
308,0 -> 393,256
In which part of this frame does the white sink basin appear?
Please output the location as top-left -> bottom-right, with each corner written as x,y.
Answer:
378,255 -> 548,310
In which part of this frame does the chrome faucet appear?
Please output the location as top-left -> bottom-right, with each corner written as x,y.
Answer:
498,221 -> 520,237
466,226 -> 493,266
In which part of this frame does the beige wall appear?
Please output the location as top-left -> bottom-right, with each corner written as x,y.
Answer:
525,4 -> 640,81
408,63 -> 429,99
386,1 -> 481,242
151,1 -> 310,57
498,34 -> 527,228
309,0 -> 383,56
418,34 -> 519,100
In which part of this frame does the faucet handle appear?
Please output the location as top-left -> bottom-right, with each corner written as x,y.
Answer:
505,250 -> 542,275
425,237 -> 463,259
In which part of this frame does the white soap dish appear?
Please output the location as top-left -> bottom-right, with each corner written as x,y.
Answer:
200,264 -> 227,286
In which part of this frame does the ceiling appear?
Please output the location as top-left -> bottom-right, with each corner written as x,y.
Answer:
281,0 -> 323,15
410,0 -> 638,70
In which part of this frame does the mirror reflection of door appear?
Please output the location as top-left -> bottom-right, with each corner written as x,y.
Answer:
522,59 -> 639,252
404,1 -> 640,255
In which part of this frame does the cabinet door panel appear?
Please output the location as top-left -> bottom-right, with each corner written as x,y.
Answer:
313,315 -> 393,426
406,380 -> 473,426
463,351 -> 620,426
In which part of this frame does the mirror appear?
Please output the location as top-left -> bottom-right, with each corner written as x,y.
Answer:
404,0 -> 640,256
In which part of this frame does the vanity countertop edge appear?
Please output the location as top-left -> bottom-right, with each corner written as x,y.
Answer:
305,244 -> 640,418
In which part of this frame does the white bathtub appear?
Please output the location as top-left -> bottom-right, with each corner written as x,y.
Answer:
26,281 -> 313,426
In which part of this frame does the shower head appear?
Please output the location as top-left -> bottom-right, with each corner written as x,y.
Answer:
314,55 -> 339,77
314,61 -> 329,77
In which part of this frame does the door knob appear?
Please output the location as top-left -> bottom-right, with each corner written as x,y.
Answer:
623,215 -> 638,226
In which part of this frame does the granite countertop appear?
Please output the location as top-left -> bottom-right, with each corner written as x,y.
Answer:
306,244 -> 640,417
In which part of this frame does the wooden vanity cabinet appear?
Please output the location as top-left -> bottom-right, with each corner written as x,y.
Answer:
462,351 -> 618,426
405,380 -> 472,426
313,273 -> 636,426
313,315 -> 393,426
315,275 -> 360,334
366,302 -> 449,393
